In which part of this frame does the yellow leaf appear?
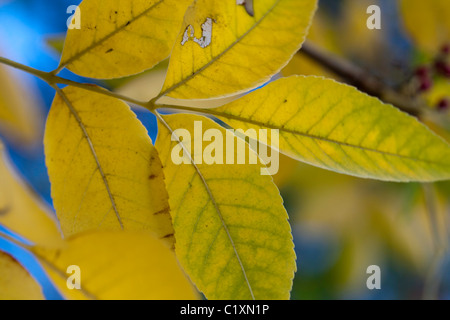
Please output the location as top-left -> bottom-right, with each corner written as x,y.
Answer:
155,114 -> 296,300
59,0 -> 192,79
209,76 -> 450,182
400,0 -> 450,54
44,87 -> 174,246
160,0 -> 317,99
0,63 -> 42,146
31,231 -> 198,300
0,141 -> 62,247
423,119 -> 450,145
0,250 -> 44,300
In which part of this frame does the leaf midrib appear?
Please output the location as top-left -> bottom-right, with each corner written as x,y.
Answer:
192,107 -> 450,168
54,87 -> 124,229
157,113 -> 256,300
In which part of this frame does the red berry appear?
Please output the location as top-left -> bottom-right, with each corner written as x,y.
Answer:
419,78 -> 432,92
442,44 -> 450,55
435,60 -> 450,77
437,98 -> 449,111
415,66 -> 429,78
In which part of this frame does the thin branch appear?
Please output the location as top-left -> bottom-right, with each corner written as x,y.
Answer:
0,57 -> 48,79
0,56 -> 147,108
52,77 -> 148,107
299,41 -> 426,117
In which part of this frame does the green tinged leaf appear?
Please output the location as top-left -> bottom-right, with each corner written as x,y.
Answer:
155,114 -> 296,300
208,76 -> 450,182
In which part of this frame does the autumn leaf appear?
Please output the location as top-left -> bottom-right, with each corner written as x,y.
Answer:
0,141 -> 62,247
155,114 -> 296,300
0,250 -> 44,300
58,0 -> 192,79
44,87 -> 174,245
31,231 -> 198,300
160,0 -> 317,99
206,76 -> 450,182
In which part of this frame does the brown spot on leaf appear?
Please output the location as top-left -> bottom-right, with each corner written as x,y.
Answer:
153,207 -> 170,215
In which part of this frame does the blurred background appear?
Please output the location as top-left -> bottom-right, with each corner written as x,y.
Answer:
0,0 -> 449,300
